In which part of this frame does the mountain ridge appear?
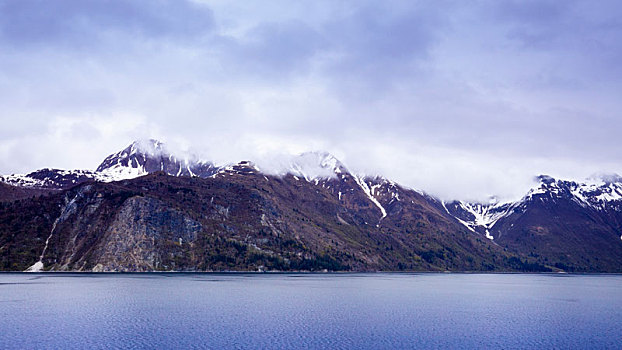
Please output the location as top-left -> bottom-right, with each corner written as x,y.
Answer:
1,140 -> 621,272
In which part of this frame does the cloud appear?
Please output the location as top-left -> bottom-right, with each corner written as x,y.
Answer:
217,20 -> 327,79
0,0 -> 214,48
1,0 -> 622,202
321,3 -> 443,89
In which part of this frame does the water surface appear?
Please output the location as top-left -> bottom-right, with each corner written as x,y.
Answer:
1,273 -> 620,349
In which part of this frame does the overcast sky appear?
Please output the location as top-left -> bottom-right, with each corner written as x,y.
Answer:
1,0 -> 621,201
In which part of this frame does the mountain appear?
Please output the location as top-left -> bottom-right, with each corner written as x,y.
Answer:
0,182 -> 50,203
0,169 -> 102,190
0,140 -> 220,190
443,175 -> 622,271
96,139 -> 220,179
0,168 -> 517,273
1,140 -> 621,272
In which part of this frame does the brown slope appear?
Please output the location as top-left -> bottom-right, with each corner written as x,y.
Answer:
491,194 -> 622,272
1,172 -> 540,272
0,182 -> 53,202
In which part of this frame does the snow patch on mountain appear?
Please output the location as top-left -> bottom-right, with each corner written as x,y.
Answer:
452,200 -> 516,240
1,173 -> 48,188
1,169 -> 104,189
98,164 -> 147,181
353,175 -> 387,223
215,161 -> 260,177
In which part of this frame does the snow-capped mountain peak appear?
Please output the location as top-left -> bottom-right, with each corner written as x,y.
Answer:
0,140 -> 221,189
0,141 -> 355,189
521,174 -> 622,210
443,173 -> 622,239
96,139 -> 219,180
287,151 -> 347,180
96,139 -> 168,176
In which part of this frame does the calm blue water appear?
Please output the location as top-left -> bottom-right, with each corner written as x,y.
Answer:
0,273 -> 621,349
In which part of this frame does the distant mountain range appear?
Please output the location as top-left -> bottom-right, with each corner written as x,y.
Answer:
1,140 -> 621,272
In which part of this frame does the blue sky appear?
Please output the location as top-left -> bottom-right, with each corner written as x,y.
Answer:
1,0 -> 621,201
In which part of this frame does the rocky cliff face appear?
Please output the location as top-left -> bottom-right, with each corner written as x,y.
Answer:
89,196 -> 202,272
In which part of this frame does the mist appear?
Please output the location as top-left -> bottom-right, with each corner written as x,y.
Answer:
1,0 -> 621,202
